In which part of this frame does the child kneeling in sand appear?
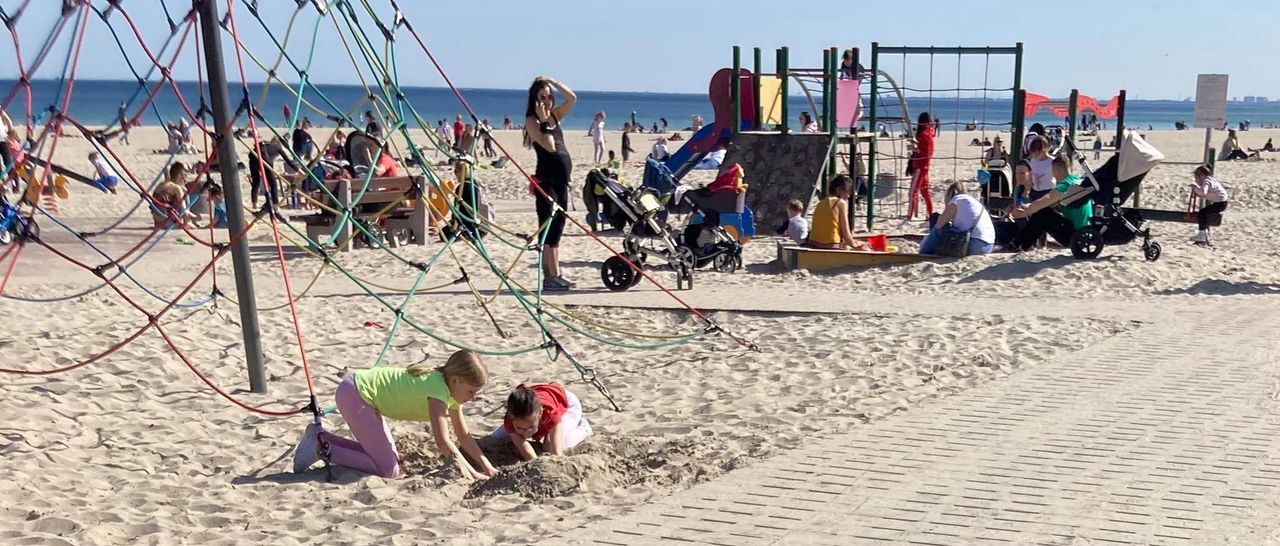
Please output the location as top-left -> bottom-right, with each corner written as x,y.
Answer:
293,349 -> 498,480
489,383 -> 592,460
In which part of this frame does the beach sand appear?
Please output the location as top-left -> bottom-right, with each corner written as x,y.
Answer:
1,124 -> 1277,544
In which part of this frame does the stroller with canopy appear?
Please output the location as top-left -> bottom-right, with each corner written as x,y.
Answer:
1063,130 -> 1165,261
593,159 -> 745,291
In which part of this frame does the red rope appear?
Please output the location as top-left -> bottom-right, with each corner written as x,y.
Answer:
0,2 -> 92,296
223,0 -> 318,400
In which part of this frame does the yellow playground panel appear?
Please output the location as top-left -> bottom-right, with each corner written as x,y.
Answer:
758,76 -> 783,126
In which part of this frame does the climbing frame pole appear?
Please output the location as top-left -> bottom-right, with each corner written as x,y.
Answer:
1068,89 -> 1079,149
866,42 -> 880,230
732,45 -> 741,136
827,47 -> 838,178
196,0 -> 267,393
779,46 -> 790,134
753,47 -> 763,131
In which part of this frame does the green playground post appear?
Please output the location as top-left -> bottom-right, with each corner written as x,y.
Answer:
1116,89 -> 1132,204
732,45 -> 742,136
1011,42 -> 1025,167
867,42 -> 879,230
753,47 -> 763,131
822,49 -> 831,128
1068,89 -> 1079,151
779,46 -> 790,134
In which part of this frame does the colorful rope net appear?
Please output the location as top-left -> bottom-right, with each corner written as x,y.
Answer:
0,0 -> 759,432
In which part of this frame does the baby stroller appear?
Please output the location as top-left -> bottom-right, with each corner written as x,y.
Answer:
1063,130 -> 1165,261
595,160 -> 745,292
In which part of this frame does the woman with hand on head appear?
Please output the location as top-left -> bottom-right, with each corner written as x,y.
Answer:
524,76 -> 578,291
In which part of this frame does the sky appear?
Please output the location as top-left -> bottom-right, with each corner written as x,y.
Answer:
0,0 -> 1276,101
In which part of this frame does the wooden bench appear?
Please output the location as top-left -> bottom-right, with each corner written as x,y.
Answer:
777,243 -> 944,271
300,175 -> 428,251
986,196 -> 1222,227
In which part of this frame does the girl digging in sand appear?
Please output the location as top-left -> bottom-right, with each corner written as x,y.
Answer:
488,383 -> 592,460
293,350 -> 498,480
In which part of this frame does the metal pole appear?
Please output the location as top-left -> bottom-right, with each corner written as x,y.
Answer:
196,0 -> 267,393
867,42 -> 879,230
732,45 -> 741,136
1115,89 -> 1129,203
752,47 -> 762,131
779,47 -> 790,134
1068,89 -> 1079,151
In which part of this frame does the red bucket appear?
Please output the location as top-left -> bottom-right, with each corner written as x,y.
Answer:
867,233 -> 888,252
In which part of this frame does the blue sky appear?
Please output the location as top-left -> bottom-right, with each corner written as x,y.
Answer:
1,0 -> 1276,100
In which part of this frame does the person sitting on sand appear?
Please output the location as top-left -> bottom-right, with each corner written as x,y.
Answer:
650,138 -> 669,161
1017,136 -> 1055,204
152,162 -> 189,227
1264,138 -> 1276,152
775,199 -> 809,244
1188,164 -> 1228,245
919,181 -> 995,256
489,383 -> 593,460
87,152 -> 119,194
202,183 -> 228,229
806,175 -> 864,250
1009,155 -> 1092,251
1219,129 -> 1248,161
293,349 -> 497,480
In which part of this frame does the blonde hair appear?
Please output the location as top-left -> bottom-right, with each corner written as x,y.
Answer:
409,349 -> 488,386
945,180 -> 966,202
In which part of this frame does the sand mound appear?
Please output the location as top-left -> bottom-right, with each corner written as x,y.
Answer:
397,433 -> 746,501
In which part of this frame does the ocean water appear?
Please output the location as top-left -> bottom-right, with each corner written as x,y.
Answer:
3,79 -> 1278,132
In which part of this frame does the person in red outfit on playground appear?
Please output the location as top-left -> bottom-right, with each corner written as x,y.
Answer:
904,111 -> 935,227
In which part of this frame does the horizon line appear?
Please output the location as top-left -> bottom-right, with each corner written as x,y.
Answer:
0,77 -> 1261,103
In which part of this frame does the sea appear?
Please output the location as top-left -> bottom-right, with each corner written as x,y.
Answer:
4,79 -> 1279,132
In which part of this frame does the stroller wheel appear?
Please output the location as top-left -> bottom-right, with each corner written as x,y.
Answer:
671,246 -> 696,272
1143,242 -> 1162,262
600,255 -> 637,291
390,228 -> 413,247
1070,227 -> 1104,260
712,251 -> 739,273
359,223 -> 386,249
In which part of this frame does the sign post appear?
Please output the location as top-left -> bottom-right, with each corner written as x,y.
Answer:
1194,74 -> 1228,164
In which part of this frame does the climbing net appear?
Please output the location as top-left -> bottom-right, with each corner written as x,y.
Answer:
864,44 -> 1021,228
0,0 -> 757,432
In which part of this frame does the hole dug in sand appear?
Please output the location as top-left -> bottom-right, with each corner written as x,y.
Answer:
397,432 -> 748,501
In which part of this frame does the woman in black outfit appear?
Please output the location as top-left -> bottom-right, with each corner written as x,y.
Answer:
524,76 -> 577,291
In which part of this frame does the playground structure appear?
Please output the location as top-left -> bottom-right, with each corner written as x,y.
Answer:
0,1 -> 762,448
678,43 -> 1026,233
866,43 -> 1024,229
661,45 -> 876,234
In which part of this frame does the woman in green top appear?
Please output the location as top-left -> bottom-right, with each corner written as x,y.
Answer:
293,349 -> 498,480
1009,155 -> 1093,251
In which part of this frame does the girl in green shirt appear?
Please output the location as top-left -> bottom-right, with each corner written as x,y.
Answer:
293,350 -> 498,480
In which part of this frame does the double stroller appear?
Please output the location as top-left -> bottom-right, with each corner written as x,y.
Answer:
587,159 -> 746,291
1063,130 -> 1166,261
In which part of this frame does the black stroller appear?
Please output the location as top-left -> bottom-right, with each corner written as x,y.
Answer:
592,161 -> 744,292
1063,131 -> 1166,261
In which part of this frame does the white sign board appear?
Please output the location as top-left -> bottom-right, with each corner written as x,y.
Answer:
1193,74 -> 1229,129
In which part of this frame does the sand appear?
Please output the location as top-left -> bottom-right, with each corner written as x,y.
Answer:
0,123 -> 1277,544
